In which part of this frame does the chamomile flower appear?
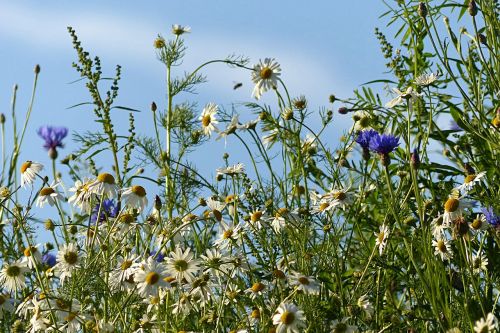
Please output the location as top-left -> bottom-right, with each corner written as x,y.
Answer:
330,317 -> 358,333
89,173 -> 119,198
320,187 -> 354,211
471,252 -> 488,274
245,281 -> 267,300
385,87 -> 421,108
375,224 -> 390,256
224,283 -> 242,305
470,213 -> 489,231
55,243 -> 83,284
206,198 -> 226,222
433,237 -> 453,261
165,247 -> 200,284
414,72 -> 439,86
431,214 -> 449,238
199,103 -> 219,137
271,207 -> 299,234
135,257 -> 169,297
357,295 -> 374,319
216,163 -> 245,176
200,248 -> 230,278
246,209 -> 266,230
289,272 -> 320,295
443,191 -> 474,225
216,115 -> 239,143
353,111 -> 373,132
122,185 -> 148,212
251,58 -> 281,100
22,244 -> 42,269
111,254 -> 139,289
456,171 -> 486,192
68,178 -> 93,211
0,259 -> 29,293
36,182 -> 64,208
473,313 -> 497,333
20,161 -> 43,187
172,24 -> 191,35
214,220 -> 242,250
272,302 -> 306,333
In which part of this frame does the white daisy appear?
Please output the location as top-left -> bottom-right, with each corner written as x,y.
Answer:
22,244 -> 42,269
251,58 -> 281,100
414,72 -> 439,86
443,192 -> 474,225
206,197 -> 226,222
385,87 -> 421,108
55,243 -> 83,284
246,209 -> 266,230
111,254 -> 139,289
357,294 -> 374,319
135,257 -> 169,297
289,272 -> 320,295
375,224 -> 390,256
237,118 -> 260,131
272,302 -> 306,333
89,173 -> 119,198
172,24 -> 191,35
456,171 -> 486,192
474,313 -> 497,333
165,247 -> 200,284
433,237 -> 453,262
470,214 -> 489,231
216,115 -> 239,142
262,128 -> 279,149
121,185 -> 148,212
245,281 -> 267,300
471,252 -> 488,274
199,103 -> 219,137
0,259 -> 28,293
353,110 -> 373,132
214,220 -> 242,250
20,161 -> 43,187
68,178 -> 93,212
216,163 -> 245,176
36,182 -> 64,208
330,317 -> 358,333
200,248 -> 230,278
431,214 -> 449,238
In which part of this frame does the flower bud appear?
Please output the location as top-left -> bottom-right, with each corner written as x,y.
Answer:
410,149 -> 420,169
0,113 -> 5,124
34,64 -> 41,74
48,147 -> 58,160
151,102 -> 157,112
329,94 -> 336,103
418,2 -> 427,18
468,0 -> 477,16
45,219 -> 55,231
338,107 -> 349,115
154,195 -> 162,211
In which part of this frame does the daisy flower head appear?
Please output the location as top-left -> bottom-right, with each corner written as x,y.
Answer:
245,281 -> 267,300
456,171 -> 486,193
352,110 -> 373,132
68,178 -> 93,211
216,162 -> 245,177
55,243 -> 83,284
199,103 -> 219,137
331,317 -> 358,333
0,259 -> 29,293
375,224 -> 390,255
89,172 -> 119,198
431,214 -> 449,238
20,161 -> 43,187
214,220 -> 242,250
289,272 -> 320,295
251,58 -> 281,100
134,256 -> 169,297
470,213 -> 489,231
206,197 -> 226,222
22,244 -> 42,269
443,191 -> 474,225
357,294 -> 374,319
321,187 -> 354,211
216,114 -> 239,143
471,252 -> 488,274
172,24 -> 191,35
272,302 -> 306,333
122,185 -> 148,212
36,182 -> 64,208
200,248 -> 230,278
111,254 -> 139,289
165,246 -> 200,284
433,237 -> 453,261
37,125 -> 68,159
473,313 -> 497,333
385,86 -> 421,108
414,72 -> 439,86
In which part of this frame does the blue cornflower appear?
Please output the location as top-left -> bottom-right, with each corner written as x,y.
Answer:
355,129 -> 379,149
42,252 -> 56,267
150,249 -> 166,262
91,199 -> 119,223
369,133 -> 400,155
482,207 -> 500,228
37,126 -> 68,150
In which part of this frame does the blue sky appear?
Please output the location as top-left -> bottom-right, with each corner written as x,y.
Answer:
0,1 -> 396,222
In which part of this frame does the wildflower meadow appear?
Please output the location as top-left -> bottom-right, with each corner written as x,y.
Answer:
1,1 -> 499,332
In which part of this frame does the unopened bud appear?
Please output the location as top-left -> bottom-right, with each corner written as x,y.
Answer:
338,107 -> 349,115
329,94 -> 336,103
44,219 -> 55,231
48,147 -> 58,160
477,33 -> 487,45
468,0 -> 477,16
151,102 -> 157,112
418,2 -> 427,18
34,64 -> 41,74
154,195 -> 162,211
410,149 -> 420,169
0,113 -> 5,124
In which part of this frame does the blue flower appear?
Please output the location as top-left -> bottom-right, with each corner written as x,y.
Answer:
369,133 -> 400,155
150,249 -> 165,262
449,120 -> 463,131
37,126 -> 68,150
355,129 -> 379,149
42,252 -> 56,267
91,199 -> 119,223
482,207 -> 500,228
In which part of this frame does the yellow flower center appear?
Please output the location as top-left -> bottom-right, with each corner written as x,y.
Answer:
20,161 -> 32,174
358,116 -> 370,128
145,272 -> 160,285
493,116 -> 500,128
23,246 -> 37,257
56,298 -> 69,309
280,311 -> 295,325
120,214 -> 135,224
251,211 -> 263,222
212,209 -> 222,222
273,269 -> 286,279
64,312 -> 77,322
378,232 -> 385,243
444,198 -> 459,212
150,296 -> 160,305
276,207 -> 289,217
174,260 -> 188,272
6,265 -> 21,277
319,202 -> 329,212
471,218 -> 483,230
40,187 -> 55,196
121,260 -> 133,270
333,191 -> 346,201
298,277 -> 310,285
131,185 -> 146,197
97,173 -> 116,185
464,174 -> 476,184
64,251 -> 78,265
437,240 -> 447,253
164,276 -> 176,283
333,322 -> 348,333
223,229 -> 234,239
154,38 -> 165,49
251,282 -> 265,293
251,309 -> 260,319
202,115 -> 212,127
225,194 -> 235,203
260,67 -> 273,80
